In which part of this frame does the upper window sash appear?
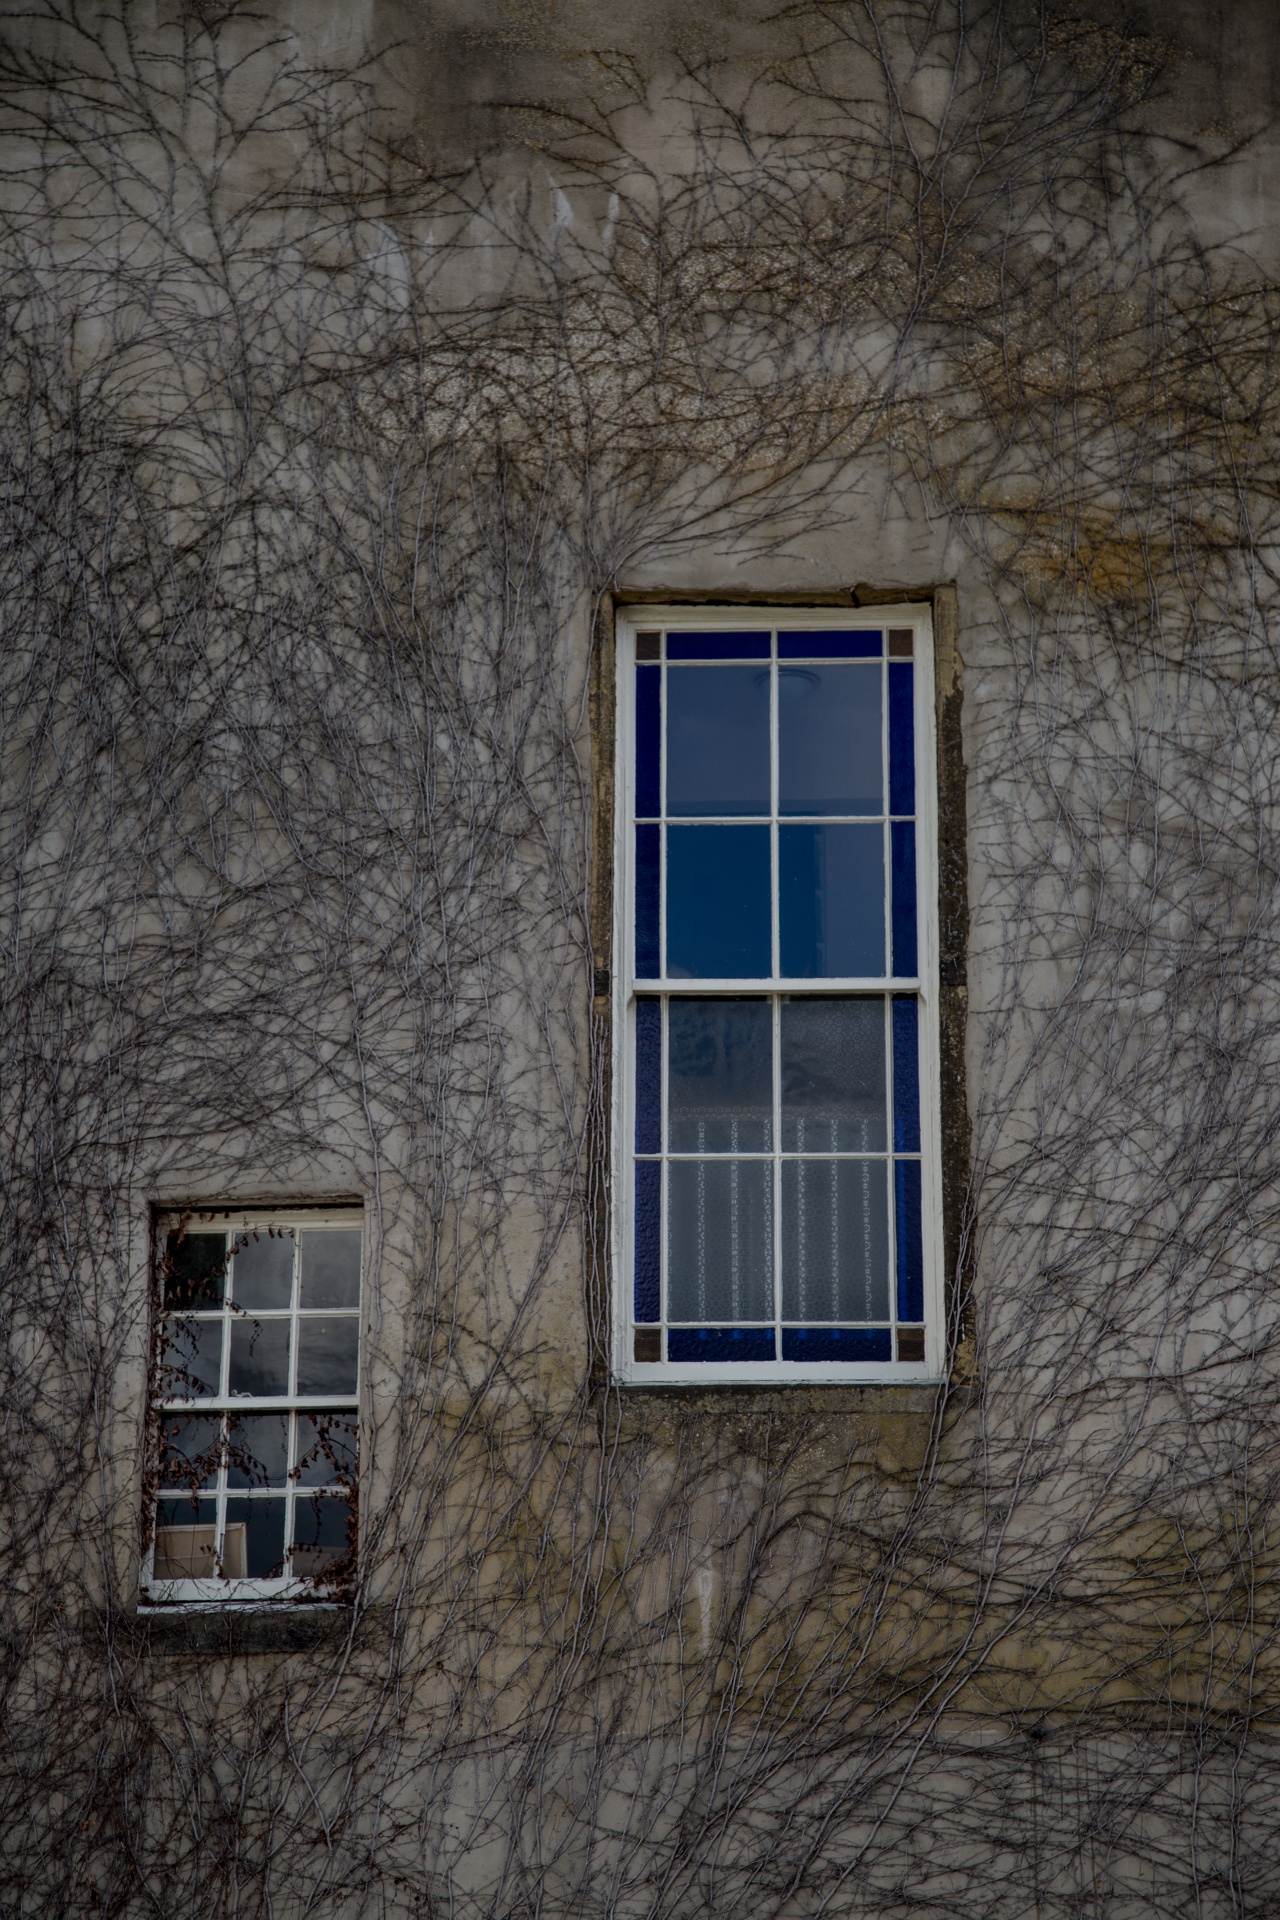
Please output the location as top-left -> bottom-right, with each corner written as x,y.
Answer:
627,625 -> 919,987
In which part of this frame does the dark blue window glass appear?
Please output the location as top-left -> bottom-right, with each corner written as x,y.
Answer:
635,823 -> 660,977
891,995 -> 920,1153
890,820 -> 917,976
888,662 -> 915,815
636,665 -> 661,817
778,665 -> 881,815
635,998 -> 662,1153
634,1160 -> 661,1322
779,631 -> 881,659
780,824 -> 884,976
667,1327 -> 776,1361
781,1328 -> 891,1362
895,1160 -> 924,1321
667,632 -> 770,660
666,668 -> 770,817
667,825 -> 771,977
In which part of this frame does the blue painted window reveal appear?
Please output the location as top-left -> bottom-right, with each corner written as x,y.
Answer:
635,665 -> 661,819
778,630 -> 882,659
895,1159 -> 924,1322
891,995 -> 920,1154
635,997 -> 662,1153
634,1160 -> 661,1324
668,1327 -> 776,1362
888,661 -> 916,816
890,820 -> 917,977
630,626 -> 927,1369
666,631 -> 770,660
634,823 -> 660,977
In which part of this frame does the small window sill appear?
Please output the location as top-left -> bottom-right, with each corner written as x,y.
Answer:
123,1604 -> 350,1656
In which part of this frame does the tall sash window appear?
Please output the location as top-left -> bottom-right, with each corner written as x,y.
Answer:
614,612 -> 941,1381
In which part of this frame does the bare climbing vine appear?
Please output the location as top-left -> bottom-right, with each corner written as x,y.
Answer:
3,2 -> 1280,1915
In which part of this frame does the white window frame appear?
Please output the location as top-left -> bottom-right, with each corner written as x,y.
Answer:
142,1205 -> 362,1607
611,605 -> 944,1385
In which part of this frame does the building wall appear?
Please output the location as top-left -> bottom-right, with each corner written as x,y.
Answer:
3,1 -> 1280,1914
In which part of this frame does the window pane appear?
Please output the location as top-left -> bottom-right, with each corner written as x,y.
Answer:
636,663 -> 661,817
781,1328 -> 891,1361
292,1494 -> 352,1577
667,825 -> 771,978
163,1232 -> 226,1310
228,1317 -> 290,1396
888,661 -> 915,814
159,1317 -> 222,1399
635,823 -> 660,976
153,1498 -> 218,1578
666,667 -> 769,817
781,999 -> 885,1151
890,820 -> 917,975
299,1230 -> 361,1308
781,1159 -> 889,1322
295,1411 -> 358,1488
895,1160 -> 925,1321
231,1231 -> 294,1310
779,824 -> 884,976
667,1159 -> 773,1321
668,1327 -> 776,1361
779,630 -> 881,659
226,1412 -> 289,1487
778,665 -> 881,815
635,997 -> 662,1152
668,998 -> 772,1151
223,1497 -> 286,1579
891,996 -> 920,1153
634,1160 -> 661,1323
159,1413 -> 220,1490
666,632 -> 769,660
296,1317 -> 359,1395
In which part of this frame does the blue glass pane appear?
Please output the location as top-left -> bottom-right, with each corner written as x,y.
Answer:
888,663 -> 915,815
895,1159 -> 924,1321
891,996 -> 920,1153
779,664 -> 881,815
781,1159 -> 889,1321
781,998 -> 885,1150
668,1159 -> 773,1320
891,820 -> 917,976
636,665 -> 661,817
779,824 -> 884,976
635,997 -> 662,1153
667,632 -> 770,660
668,1327 -> 776,1361
634,1160 -> 661,1322
667,825 -> 771,978
669,998 -> 772,1150
666,668 -> 770,817
779,631 -> 881,659
635,823 -> 660,976
781,1328 -> 891,1362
